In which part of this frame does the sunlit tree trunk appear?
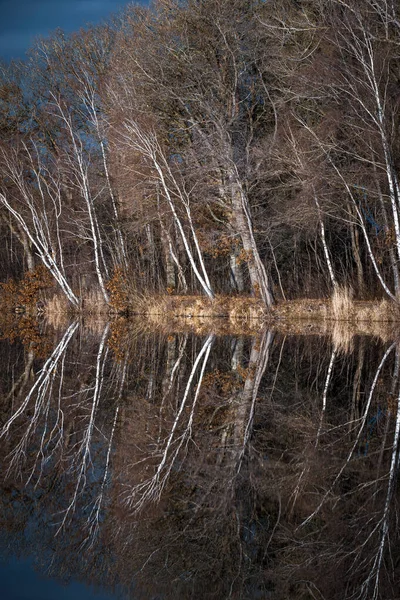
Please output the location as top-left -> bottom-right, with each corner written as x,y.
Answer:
50,94 -> 110,302
119,120 -> 214,298
229,172 -> 274,307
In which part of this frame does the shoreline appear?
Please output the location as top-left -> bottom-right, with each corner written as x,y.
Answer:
3,291 -> 400,340
4,291 -> 400,323
3,293 -> 400,346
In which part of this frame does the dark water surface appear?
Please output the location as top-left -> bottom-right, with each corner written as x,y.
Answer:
0,317 -> 399,599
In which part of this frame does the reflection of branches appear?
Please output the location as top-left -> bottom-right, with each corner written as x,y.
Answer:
300,342 -> 396,529
124,334 -> 214,512
82,355 -> 128,548
4,327 -> 400,599
56,324 -> 110,533
159,334 -> 189,443
24,345 -> 69,486
359,361 -> 400,600
315,347 -> 336,447
236,330 -> 275,469
4,346 -> 35,405
0,317 -> 127,544
1,321 -> 79,440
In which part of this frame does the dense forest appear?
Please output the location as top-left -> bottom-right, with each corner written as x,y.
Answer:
1,0 -> 400,310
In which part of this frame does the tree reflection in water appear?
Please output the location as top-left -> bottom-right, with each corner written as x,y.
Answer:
0,320 -> 399,599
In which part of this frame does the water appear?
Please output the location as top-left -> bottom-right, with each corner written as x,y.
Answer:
0,317 -> 399,599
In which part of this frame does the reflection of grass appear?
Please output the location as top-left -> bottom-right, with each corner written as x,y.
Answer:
330,321 -> 354,354
271,317 -> 395,349
98,312 -> 398,347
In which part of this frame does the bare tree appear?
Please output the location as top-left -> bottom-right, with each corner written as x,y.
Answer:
0,144 -> 80,306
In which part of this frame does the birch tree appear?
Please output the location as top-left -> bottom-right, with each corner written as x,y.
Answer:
0,144 -> 80,307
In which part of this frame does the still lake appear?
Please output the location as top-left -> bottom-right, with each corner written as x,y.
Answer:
0,317 -> 399,600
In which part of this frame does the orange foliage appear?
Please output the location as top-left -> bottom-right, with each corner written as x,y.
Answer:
202,368 -> 247,395
18,266 -> 54,307
107,268 -> 130,313
208,234 -> 236,258
0,266 -> 54,311
0,279 -> 19,309
236,248 -> 254,265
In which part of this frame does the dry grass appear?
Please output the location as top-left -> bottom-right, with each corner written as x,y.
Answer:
44,288 -> 109,331
331,286 -> 354,321
354,298 -> 400,322
128,294 -> 267,323
271,291 -> 400,345
44,293 -> 71,330
45,293 -> 70,315
273,291 -> 400,325
82,288 -> 108,315
111,293 -> 269,336
45,287 -> 108,316
328,288 -> 400,323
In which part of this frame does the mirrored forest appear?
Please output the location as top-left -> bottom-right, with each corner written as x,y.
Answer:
2,2 -> 400,599
0,319 -> 400,599
2,0 -> 400,307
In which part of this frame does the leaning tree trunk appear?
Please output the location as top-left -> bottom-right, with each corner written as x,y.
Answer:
229,173 -> 274,308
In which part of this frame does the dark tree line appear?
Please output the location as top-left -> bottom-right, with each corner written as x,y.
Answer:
1,0 -> 400,307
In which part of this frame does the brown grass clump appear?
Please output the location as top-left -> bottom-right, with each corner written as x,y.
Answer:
109,293 -> 268,336
82,287 -> 108,315
45,287 -> 108,317
329,287 -> 400,324
128,294 -> 268,324
354,298 -> 400,322
331,286 -> 354,321
131,293 -> 171,320
44,293 -> 71,330
44,287 -> 109,329
220,296 -> 267,322
273,299 -> 328,321
45,293 -> 70,315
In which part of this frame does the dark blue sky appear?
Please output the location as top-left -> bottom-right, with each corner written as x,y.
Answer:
0,0 -> 149,61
